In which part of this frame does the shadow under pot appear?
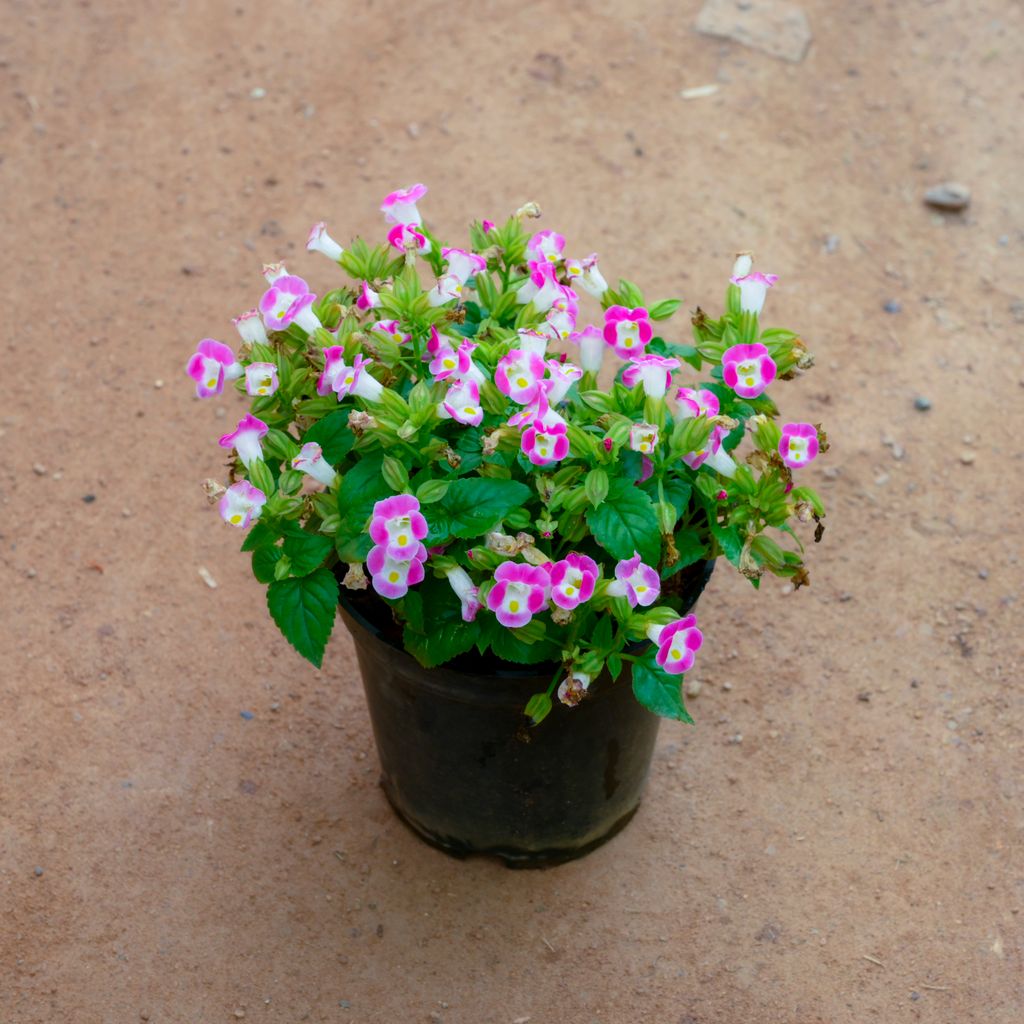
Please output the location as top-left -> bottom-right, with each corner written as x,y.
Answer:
336,559 -> 715,868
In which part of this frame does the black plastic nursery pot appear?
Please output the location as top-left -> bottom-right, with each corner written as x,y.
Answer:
337,560 -> 715,868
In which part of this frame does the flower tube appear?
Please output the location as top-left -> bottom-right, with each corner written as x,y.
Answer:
438,377 -> 484,426
290,442 -> 337,487
568,325 -> 605,374
622,354 -> 680,399
306,221 -> 345,262
245,362 -> 279,397
565,252 -> 608,298
445,565 -> 481,622
334,354 -> 383,403
232,308 -> 269,345
526,229 -> 565,265
218,414 -> 269,469
380,183 -> 428,226
387,222 -> 431,255
628,422 -> 659,454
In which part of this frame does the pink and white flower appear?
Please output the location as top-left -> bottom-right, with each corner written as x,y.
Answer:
521,420 -> 570,466
292,441 -> 338,488
245,361 -> 279,397
622,354 -> 680,399
259,275 -> 322,334
438,377 -> 484,426
232,308 -> 269,345
549,553 -> 598,611
219,480 -> 267,528
387,222 -> 431,255
443,247 -> 487,283
606,553 -> 661,607
526,230 -> 565,265
516,328 -> 549,357
544,295 -> 578,341
380,183 -> 428,226
516,261 -> 563,312
496,349 -> 546,404
262,263 -> 288,283
334,353 -> 384,402
486,562 -> 550,628
370,319 -> 411,345
186,339 -> 243,398
356,281 -> 381,311
427,273 -> 463,306
603,306 -> 653,359
731,256 -> 778,315
369,494 -> 428,560
646,614 -> 703,675
543,359 -> 583,405
568,325 -> 605,373
681,425 -> 737,478
507,389 -> 566,431
722,342 -> 776,399
316,346 -> 348,396
366,542 -> 427,599
779,422 -> 819,469
445,565 -> 481,622
676,387 -> 720,418
306,221 -> 345,262
628,422 -> 659,454
565,252 -> 608,298
218,414 -> 268,469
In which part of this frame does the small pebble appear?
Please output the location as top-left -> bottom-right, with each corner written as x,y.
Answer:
82,494 -> 96,503
823,233 -> 841,254
32,463 -> 47,476
339,1001 -> 352,1010
153,379 -> 165,389
722,682 -> 733,691
857,692 -> 871,703
883,299 -> 902,314
33,866 -> 44,876
959,451 -> 976,465
923,181 -> 971,211
240,710 -> 254,720
26,568 -> 37,579
998,235 -> 1009,246
978,568 -> 989,580
52,471 -> 62,480
913,396 -> 932,411
685,678 -> 702,697
250,86 -> 266,99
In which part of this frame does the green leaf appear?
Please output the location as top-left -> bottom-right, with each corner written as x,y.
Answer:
415,478 -> 450,504
436,478 -> 532,540
403,619 -> 479,668
524,693 -> 553,725
282,527 -> 333,577
303,410 -> 355,463
248,460 -> 275,495
585,478 -> 661,565
266,568 -> 337,668
711,522 -> 744,566
241,520 -> 278,552
632,655 -> 694,723
252,544 -> 283,583
491,628 -> 560,665
382,455 -> 409,492
607,653 -> 623,682
661,477 -> 693,520
648,298 -> 682,321
584,468 -> 610,508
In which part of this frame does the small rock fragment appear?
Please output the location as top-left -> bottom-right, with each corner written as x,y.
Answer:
923,182 -> 970,211
959,451 -> 976,465
695,0 -> 812,63
240,710 -> 254,721
197,566 -> 218,589
680,83 -> 720,99
32,463 -> 47,476
822,233 -> 840,254
250,86 -> 266,100
913,396 -> 932,411
33,866 -> 44,876
883,299 -> 902,314
685,678 -> 703,697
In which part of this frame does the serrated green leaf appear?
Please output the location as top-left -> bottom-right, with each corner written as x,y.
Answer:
585,478 -> 661,565
436,478 -> 532,540
282,527 -> 333,576
241,520 -> 279,552
711,522 -> 744,566
266,568 -> 337,668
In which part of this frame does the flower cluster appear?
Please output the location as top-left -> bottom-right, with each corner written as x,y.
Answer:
188,187 -> 828,721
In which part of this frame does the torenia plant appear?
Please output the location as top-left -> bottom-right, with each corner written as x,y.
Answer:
187,188 -> 828,725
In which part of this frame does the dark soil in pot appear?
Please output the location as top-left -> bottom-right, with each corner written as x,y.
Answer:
336,559 -> 715,867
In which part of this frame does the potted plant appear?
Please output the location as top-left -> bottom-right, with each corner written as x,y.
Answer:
187,186 -> 828,866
